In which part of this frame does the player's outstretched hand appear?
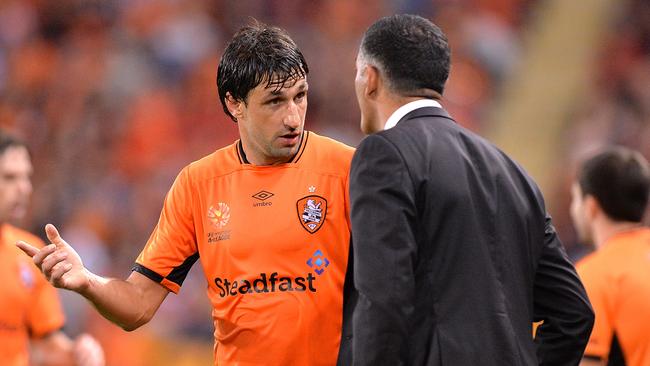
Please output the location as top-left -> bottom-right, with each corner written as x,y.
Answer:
73,333 -> 105,366
16,224 -> 90,293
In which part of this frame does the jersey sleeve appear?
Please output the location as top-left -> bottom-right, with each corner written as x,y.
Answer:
577,259 -> 613,359
134,166 -> 199,294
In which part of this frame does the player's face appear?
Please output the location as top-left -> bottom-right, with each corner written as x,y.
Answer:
570,183 -> 593,246
0,146 -> 33,223
236,76 -> 308,165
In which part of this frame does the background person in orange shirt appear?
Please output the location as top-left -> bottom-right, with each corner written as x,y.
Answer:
571,146 -> 650,366
17,21 -> 354,366
0,132 -> 104,366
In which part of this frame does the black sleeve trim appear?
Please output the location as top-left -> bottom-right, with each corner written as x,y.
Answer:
583,355 -> 603,361
166,252 -> 200,286
133,252 -> 200,288
132,263 -> 164,283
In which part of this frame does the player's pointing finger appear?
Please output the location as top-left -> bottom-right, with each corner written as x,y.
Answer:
16,240 -> 39,257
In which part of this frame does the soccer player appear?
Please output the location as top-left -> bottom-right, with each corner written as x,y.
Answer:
0,132 -> 104,366
342,14 -> 594,365
571,147 -> 650,366
17,22 -> 354,366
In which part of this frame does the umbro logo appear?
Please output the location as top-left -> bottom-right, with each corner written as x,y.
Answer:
253,190 -> 274,207
252,190 -> 274,201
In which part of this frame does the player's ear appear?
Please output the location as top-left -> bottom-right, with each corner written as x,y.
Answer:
225,93 -> 244,121
584,194 -> 600,220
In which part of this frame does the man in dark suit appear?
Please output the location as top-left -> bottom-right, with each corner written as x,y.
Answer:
341,14 -> 594,366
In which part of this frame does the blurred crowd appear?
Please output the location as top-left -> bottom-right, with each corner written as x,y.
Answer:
554,0 -> 650,259
5,0 -> 647,364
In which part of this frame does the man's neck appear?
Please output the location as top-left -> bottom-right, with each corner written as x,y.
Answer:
593,218 -> 644,249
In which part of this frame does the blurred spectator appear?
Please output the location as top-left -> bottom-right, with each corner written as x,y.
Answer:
556,0 -> 650,259
570,147 -> 650,365
0,1 -> 531,364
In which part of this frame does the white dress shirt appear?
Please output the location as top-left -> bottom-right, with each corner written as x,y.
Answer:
384,99 -> 442,130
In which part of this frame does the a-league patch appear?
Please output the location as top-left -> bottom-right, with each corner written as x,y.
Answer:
296,195 -> 327,233
207,202 -> 231,229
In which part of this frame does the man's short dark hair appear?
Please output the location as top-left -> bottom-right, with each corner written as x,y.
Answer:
217,21 -> 309,122
360,14 -> 450,95
0,131 -> 28,156
578,146 -> 650,222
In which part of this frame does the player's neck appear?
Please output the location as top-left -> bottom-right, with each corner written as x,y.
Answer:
239,139 -> 298,166
593,218 -> 644,249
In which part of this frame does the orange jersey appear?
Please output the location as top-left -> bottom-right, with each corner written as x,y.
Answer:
0,224 -> 66,366
576,228 -> 650,366
135,131 -> 354,366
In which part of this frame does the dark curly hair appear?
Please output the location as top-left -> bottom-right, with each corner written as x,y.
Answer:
217,20 -> 309,122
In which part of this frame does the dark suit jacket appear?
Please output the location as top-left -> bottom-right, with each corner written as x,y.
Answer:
338,107 -> 594,366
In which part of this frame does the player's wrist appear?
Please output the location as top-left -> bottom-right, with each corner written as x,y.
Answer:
76,268 -> 96,296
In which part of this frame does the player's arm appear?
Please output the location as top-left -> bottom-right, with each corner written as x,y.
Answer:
79,270 -> 169,331
30,331 -> 104,366
17,224 -> 169,331
533,215 -> 595,366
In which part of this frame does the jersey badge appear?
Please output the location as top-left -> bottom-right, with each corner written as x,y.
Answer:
19,262 -> 35,289
306,249 -> 330,275
207,202 -> 231,229
297,195 -> 327,233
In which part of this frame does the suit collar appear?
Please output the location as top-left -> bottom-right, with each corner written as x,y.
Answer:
384,99 -> 448,130
401,105 -> 453,122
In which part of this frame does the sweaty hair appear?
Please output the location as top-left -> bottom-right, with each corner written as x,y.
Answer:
217,20 -> 309,122
578,146 -> 650,222
360,14 -> 450,96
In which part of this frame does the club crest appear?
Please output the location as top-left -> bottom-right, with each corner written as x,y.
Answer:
296,195 -> 327,234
